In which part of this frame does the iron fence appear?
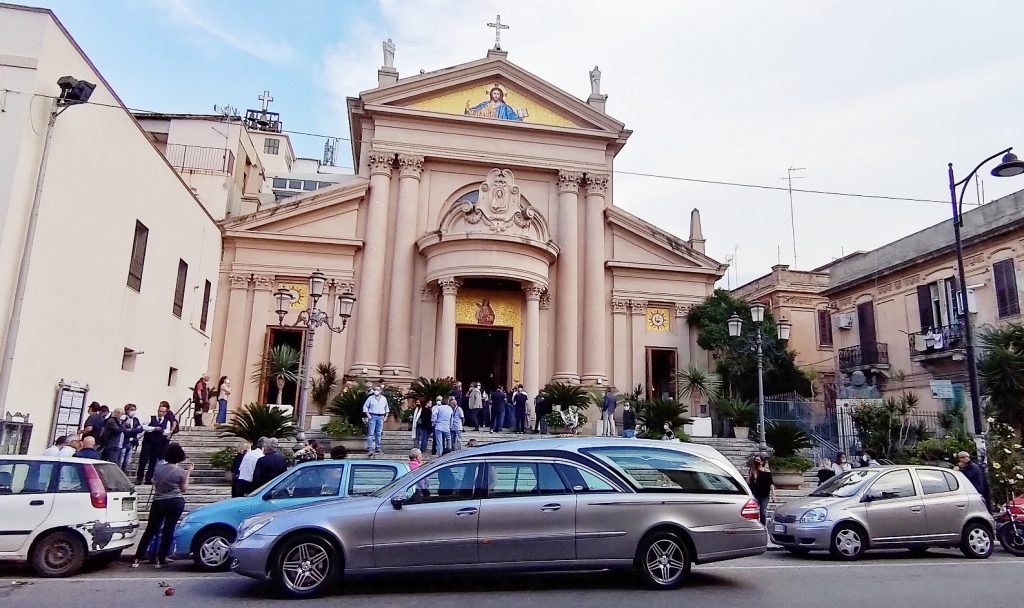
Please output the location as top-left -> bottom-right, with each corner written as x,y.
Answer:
164,144 -> 234,174
838,342 -> 889,370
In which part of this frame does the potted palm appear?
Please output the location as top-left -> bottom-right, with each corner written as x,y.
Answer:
309,362 -> 339,432
715,397 -> 757,440
219,403 -> 297,444
405,377 -> 457,429
542,382 -> 593,434
251,344 -> 300,411
765,420 -> 815,489
635,398 -> 693,440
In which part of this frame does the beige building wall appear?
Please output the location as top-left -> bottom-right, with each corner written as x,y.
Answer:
0,6 -> 221,452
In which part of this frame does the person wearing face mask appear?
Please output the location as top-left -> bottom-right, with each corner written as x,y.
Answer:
362,385 -> 390,457
119,403 -> 145,473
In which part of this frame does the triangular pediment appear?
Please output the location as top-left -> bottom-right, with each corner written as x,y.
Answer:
358,53 -> 626,135
224,179 -> 368,245
606,207 -> 726,274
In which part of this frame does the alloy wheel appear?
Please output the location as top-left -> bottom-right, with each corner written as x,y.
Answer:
281,542 -> 331,593
644,538 -> 686,586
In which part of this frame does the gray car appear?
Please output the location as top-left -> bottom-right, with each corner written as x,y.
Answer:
770,465 -> 994,560
229,438 -> 767,597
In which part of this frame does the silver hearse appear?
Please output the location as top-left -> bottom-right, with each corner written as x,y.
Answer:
230,438 -> 766,597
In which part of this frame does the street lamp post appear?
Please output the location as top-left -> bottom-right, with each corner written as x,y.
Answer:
274,271 -> 356,442
947,149 -> 1024,435
728,303 -> 792,452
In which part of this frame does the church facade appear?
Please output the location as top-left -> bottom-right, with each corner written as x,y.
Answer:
211,48 -> 726,422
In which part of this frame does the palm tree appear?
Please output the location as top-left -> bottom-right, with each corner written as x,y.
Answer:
542,382 -> 595,410
309,362 -> 339,416
250,344 -> 301,407
405,377 -> 456,405
636,398 -> 693,439
219,403 -> 296,444
676,364 -> 721,416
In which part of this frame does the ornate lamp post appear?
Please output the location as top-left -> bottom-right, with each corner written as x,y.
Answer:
273,271 -> 356,441
947,148 -> 1024,435
728,303 -> 792,452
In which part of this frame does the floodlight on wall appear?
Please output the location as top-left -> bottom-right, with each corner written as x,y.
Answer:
56,76 -> 95,105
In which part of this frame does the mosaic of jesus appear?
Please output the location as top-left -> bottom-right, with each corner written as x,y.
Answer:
464,86 -> 524,121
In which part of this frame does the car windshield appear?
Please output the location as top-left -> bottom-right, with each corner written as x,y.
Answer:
810,469 -> 881,498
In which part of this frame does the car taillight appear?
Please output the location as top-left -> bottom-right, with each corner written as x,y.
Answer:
83,464 -> 107,509
741,498 -> 760,520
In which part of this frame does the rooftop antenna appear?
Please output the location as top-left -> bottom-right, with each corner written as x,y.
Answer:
780,166 -> 806,268
323,137 -> 339,167
213,104 -> 238,117
724,255 -> 734,289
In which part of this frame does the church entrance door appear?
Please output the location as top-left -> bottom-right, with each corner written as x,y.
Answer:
456,326 -> 511,392
646,347 -> 677,401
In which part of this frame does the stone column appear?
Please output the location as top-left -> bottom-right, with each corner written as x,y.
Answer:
612,298 -> 631,390
349,150 -> 393,378
630,299 -> 647,394
382,154 -> 424,378
224,274 -> 254,408
436,277 -> 460,378
553,170 -> 582,383
523,283 -> 544,417
582,173 -> 609,385
418,287 -> 439,377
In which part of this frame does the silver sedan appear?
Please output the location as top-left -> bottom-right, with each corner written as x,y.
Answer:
770,465 -> 994,560
230,438 -> 767,597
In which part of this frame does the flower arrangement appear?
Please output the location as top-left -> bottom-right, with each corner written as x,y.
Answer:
987,418 -> 1024,506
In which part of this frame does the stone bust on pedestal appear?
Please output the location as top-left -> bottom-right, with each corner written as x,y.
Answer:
837,371 -> 881,399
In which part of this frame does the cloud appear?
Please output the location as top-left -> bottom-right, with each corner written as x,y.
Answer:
155,0 -> 294,63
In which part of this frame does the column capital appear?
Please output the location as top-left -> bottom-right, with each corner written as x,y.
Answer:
328,279 -> 356,293
437,277 -> 461,296
539,291 -> 552,310
629,299 -> 648,315
674,302 -> 692,318
584,172 -> 609,197
368,150 -> 395,176
397,153 -> 425,180
557,170 -> 584,194
420,286 -> 438,302
612,298 -> 630,314
522,283 -> 545,301
228,273 -> 253,288
252,274 -> 276,291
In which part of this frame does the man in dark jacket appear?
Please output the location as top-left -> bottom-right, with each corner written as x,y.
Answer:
622,402 -> 638,438
252,438 -> 288,489
98,408 -> 124,463
490,387 -> 507,433
534,391 -> 552,434
74,436 -> 102,459
135,402 -> 177,484
81,402 -> 104,443
957,451 -> 988,507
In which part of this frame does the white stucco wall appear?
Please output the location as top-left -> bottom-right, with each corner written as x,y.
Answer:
0,6 -> 222,452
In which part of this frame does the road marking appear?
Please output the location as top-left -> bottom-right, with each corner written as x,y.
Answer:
703,560 -> 1023,570
0,574 -> 237,583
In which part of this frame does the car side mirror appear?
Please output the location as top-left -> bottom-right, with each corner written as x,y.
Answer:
862,491 -> 881,503
391,495 -> 406,510
264,488 -> 283,501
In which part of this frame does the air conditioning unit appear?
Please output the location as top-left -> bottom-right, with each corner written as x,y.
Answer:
837,313 -> 854,330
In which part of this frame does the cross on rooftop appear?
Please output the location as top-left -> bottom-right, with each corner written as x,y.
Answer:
487,15 -> 509,50
259,90 -> 274,113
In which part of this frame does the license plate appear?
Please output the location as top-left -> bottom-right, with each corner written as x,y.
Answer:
773,524 -> 786,533
122,498 -> 136,512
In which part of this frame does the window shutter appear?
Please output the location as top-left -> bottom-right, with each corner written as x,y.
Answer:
817,310 -> 833,346
916,284 -> 934,330
995,259 -> 1020,318
172,259 -> 188,318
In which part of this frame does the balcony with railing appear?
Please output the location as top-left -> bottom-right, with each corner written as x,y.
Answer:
163,144 -> 235,175
838,342 -> 889,372
907,324 -> 965,363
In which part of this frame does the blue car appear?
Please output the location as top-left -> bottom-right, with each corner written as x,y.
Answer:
173,459 -> 409,570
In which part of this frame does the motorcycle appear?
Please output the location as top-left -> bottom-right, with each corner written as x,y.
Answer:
996,495 -> 1024,557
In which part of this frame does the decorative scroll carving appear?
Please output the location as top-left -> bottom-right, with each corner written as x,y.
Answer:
612,298 -> 630,314
368,150 -> 394,176
329,279 -> 356,293
397,153 -> 424,179
252,274 -> 275,290
629,299 -> 648,315
439,169 -> 551,242
479,168 -> 520,215
228,273 -> 252,288
584,173 -> 609,197
674,302 -> 691,317
420,287 -> 438,302
557,170 -> 583,194
437,277 -> 461,296
539,292 -> 552,310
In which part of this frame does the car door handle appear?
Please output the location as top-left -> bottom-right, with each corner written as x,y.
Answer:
909,506 -> 922,512
540,504 -> 562,512
455,507 -> 478,516
29,500 -> 44,506
955,502 -> 967,509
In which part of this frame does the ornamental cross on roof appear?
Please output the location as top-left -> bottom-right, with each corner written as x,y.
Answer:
259,90 -> 274,113
487,15 -> 509,50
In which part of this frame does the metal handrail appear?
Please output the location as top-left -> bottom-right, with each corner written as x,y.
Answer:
175,396 -> 194,430
838,342 -> 889,369
907,324 -> 964,353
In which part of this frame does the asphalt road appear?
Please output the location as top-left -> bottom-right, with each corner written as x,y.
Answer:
0,550 -> 1020,607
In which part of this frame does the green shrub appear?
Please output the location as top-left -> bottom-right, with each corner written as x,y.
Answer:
329,380 -> 404,426
988,419 -> 1024,506
209,447 -> 238,471
635,398 -> 692,439
765,420 -> 813,458
320,420 -> 362,439
219,403 -> 296,444
715,397 -> 757,428
771,455 -> 814,472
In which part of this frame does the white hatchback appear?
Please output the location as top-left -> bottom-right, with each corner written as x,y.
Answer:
0,455 -> 139,576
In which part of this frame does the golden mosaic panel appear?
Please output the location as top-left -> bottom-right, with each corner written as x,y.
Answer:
407,82 -> 582,129
646,307 -> 672,333
278,283 -> 308,310
455,288 -> 523,386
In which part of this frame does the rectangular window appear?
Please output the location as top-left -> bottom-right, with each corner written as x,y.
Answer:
288,179 -> 303,190
199,280 -> 212,331
994,259 -> 1021,318
349,465 -> 399,496
168,367 -> 178,387
817,310 -> 833,346
121,348 -> 137,372
126,220 -> 149,291
264,137 -> 280,155
172,259 -> 188,318
302,180 -> 317,191
582,446 -> 745,495
918,277 -> 959,330
272,177 -> 287,189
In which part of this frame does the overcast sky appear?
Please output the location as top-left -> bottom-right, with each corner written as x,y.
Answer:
32,0 -> 1024,286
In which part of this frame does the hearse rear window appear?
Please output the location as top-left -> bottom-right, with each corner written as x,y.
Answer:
582,447 -> 745,494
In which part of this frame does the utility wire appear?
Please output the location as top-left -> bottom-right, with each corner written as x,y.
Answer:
8,88 -> 958,206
